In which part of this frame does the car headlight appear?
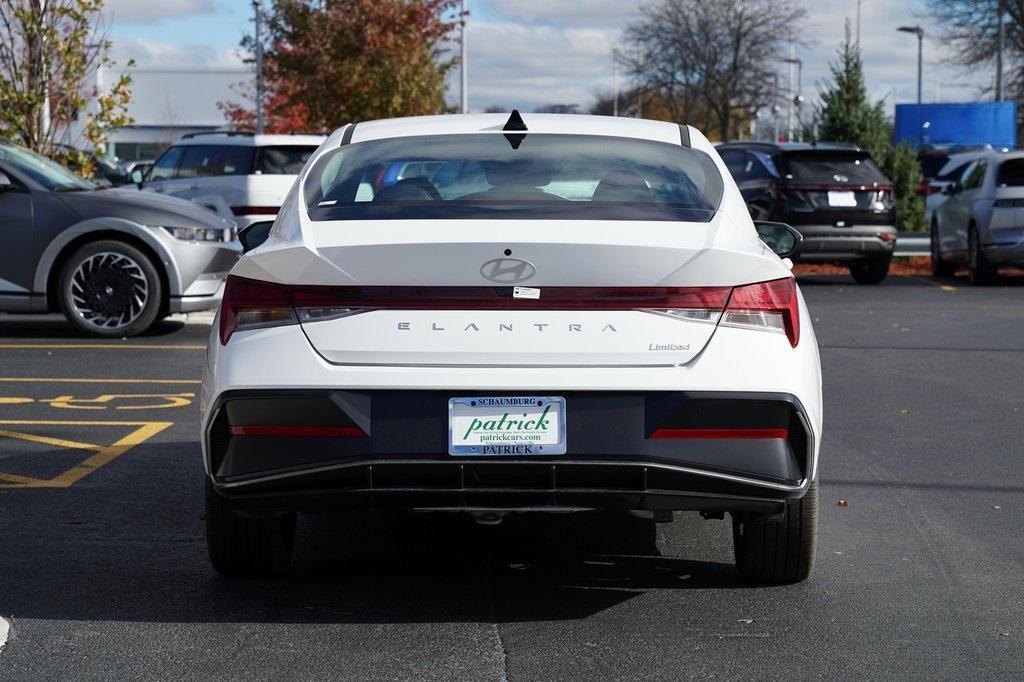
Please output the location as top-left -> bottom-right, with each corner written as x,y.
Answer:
161,226 -> 228,242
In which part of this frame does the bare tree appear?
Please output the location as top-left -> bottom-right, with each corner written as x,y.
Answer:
925,0 -> 1023,100
621,0 -> 806,140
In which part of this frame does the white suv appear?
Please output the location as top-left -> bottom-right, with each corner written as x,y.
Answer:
138,132 -> 325,228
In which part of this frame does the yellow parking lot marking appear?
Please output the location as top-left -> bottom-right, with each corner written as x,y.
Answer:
0,429 -> 102,452
0,377 -> 201,384
40,393 -> 194,410
0,343 -> 204,350
0,420 -> 171,489
940,285 -> 956,292
0,397 -> 34,404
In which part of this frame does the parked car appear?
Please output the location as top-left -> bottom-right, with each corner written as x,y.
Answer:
917,144 -> 996,193
923,150 -> 993,224
201,113 -> 823,583
0,138 -> 241,336
137,131 -> 325,228
932,150 -> 1024,283
717,141 -> 896,284
51,143 -> 133,186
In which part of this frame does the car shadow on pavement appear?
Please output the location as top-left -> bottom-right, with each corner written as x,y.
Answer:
0,499 -> 754,626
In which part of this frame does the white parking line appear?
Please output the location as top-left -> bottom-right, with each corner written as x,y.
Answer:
0,615 -> 9,654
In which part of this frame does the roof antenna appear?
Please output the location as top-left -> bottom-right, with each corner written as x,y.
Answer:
503,108 -> 527,149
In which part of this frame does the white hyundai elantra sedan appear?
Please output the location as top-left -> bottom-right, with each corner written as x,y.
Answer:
201,112 -> 822,583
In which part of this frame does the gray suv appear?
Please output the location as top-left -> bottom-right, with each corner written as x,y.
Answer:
0,139 -> 241,336
932,150 -> 1024,284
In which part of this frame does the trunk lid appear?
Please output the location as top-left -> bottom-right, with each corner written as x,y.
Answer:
239,214 -> 788,367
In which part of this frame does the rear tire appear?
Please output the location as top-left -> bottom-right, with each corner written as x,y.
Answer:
968,225 -> 996,285
848,255 -> 891,285
732,479 -> 817,584
931,221 -> 956,277
205,477 -> 296,576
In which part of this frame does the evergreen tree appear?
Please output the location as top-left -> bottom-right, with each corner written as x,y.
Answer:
816,23 -> 925,230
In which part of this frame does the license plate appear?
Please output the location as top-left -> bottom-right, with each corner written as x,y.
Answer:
448,396 -> 566,456
827,190 -> 857,207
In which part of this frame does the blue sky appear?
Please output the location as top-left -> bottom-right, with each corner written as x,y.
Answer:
106,0 -> 982,116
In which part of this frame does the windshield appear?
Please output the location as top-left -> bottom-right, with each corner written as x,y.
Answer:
0,142 -> 95,191
303,133 -> 724,222
782,152 -> 888,185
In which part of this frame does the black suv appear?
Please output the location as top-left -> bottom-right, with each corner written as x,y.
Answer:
718,142 -> 897,284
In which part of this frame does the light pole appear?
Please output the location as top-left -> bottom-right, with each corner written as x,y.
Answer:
996,0 -> 1004,101
253,1 -> 264,134
784,56 -> 803,141
460,0 -> 468,114
897,25 -> 924,105
611,48 -> 619,117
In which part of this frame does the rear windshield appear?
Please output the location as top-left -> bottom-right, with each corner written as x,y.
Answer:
303,133 -> 724,221
996,159 -> 1024,187
782,152 -> 888,184
920,154 -> 950,180
256,146 -> 318,175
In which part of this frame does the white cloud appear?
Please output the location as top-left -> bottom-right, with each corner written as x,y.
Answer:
106,0 -> 216,23
464,21 -> 619,111
485,0 -> 640,28
459,0 -> 983,116
111,37 -> 243,68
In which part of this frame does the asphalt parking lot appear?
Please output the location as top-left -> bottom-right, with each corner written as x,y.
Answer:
0,273 -> 1022,679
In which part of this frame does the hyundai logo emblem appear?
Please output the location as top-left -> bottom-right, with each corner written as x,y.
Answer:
480,257 -> 536,284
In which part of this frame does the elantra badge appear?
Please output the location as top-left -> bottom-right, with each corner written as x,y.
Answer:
480,257 -> 536,284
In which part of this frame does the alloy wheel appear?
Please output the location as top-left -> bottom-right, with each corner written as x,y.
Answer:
68,251 -> 150,330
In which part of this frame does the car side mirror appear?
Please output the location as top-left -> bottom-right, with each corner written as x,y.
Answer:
129,168 -> 144,188
0,170 -> 15,192
238,221 -> 274,253
753,221 -> 802,259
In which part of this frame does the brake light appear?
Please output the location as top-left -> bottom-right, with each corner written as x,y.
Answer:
721,278 -> 800,347
219,276 -> 296,344
218,276 -> 799,347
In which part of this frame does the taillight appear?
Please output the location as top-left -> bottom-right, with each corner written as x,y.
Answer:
721,277 -> 800,347
219,276 -> 296,345
218,276 -> 799,348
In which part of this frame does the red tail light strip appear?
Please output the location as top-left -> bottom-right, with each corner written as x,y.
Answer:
231,206 -> 281,215
219,276 -> 800,348
650,428 -> 789,440
783,183 -> 893,192
288,284 -> 733,310
229,425 -> 365,437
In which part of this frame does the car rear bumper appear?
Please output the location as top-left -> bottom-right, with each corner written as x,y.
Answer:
204,389 -> 815,514
982,241 -> 1024,266
795,229 -> 897,262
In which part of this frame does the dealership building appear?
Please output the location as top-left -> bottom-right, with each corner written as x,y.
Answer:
79,66 -> 251,162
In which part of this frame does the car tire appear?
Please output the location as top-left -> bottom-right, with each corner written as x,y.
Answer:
58,240 -> 163,337
848,256 -> 891,285
205,477 -> 296,576
968,225 -> 996,285
732,479 -> 817,584
931,221 -> 956,277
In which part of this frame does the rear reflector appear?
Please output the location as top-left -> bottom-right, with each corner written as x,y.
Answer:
228,425 -> 365,437
651,427 -> 789,440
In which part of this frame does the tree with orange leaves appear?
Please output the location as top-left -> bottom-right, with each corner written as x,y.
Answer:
221,0 -> 459,133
